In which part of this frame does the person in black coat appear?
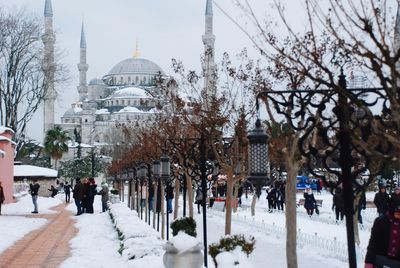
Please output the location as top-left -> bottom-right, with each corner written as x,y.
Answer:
266,187 -> 276,212
390,187 -> 400,212
165,183 -> 174,213
304,187 -> 317,216
149,182 -> 154,211
64,182 -> 72,203
357,191 -> 367,225
365,206 -> 400,268
332,188 -> 345,222
48,185 -> 58,198
374,186 -> 390,217
73,177 -> 84,215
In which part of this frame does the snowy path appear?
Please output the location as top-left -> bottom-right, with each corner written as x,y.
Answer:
61,198 -> 128,268
0,195 -> 62,254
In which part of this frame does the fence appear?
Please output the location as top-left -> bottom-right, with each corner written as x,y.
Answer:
208,209 -> 367,264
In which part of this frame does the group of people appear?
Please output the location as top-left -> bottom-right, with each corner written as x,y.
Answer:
266,182 -> 286,212
72,177 -> 109,215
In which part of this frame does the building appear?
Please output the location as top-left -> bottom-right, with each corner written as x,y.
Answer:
0,126 -> 16,203
41,0 -> 215,160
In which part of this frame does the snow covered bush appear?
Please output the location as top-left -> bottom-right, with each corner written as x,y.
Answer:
170,217 -> 197,237
209,235 -> 255,267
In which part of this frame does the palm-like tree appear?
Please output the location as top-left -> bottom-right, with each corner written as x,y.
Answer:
43,126 -> 69,169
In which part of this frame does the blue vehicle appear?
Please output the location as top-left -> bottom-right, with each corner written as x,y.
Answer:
296,176 -> 318,190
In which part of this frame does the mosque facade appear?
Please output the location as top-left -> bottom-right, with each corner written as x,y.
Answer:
41,0 -> 215,158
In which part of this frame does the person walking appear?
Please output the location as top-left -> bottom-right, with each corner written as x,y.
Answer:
364,205 -> 400,268
165,183 -> 174,214
374,185 -> 390,217
358,190 -> 367,226
304,187 -> 317,216
276,185 -> 285,211
266,187 -> 275,212
86,178 -> 97,214
390,187 -> 400,211
195,186 -> 203,214
149,181 -> 154,211
332,188 -> 345,222
64,182 -> 72,203
73,177 -> 84,215
141,181 -> 147,212
98,183 -> 109,213
29,179 -> 40,214
0,181 -> 5,215
81,178 -> 90,213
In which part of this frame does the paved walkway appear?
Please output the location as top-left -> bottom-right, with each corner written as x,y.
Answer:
0,203 -> 77,268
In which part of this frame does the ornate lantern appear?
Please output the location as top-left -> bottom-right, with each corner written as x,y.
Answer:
138,164 -> 147,181
153,160 -> 161,177
247,119 -> 270,195
160,153 -> 170,183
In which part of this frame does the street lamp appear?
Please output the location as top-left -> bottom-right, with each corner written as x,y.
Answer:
152,160 -> 161,231
247,118 -> 270,196
161,151 -> 171,240
138,164 -> 147,219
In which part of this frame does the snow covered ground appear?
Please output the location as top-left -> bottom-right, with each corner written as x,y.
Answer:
0,194 -> 62,254
61,199 -> 129,268
61,189 -> 369,267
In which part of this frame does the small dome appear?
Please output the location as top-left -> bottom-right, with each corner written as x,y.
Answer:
106,58 -> 164,76
108,86 -> 152,99
62,107 -> 82,117
89,78 -> 105,86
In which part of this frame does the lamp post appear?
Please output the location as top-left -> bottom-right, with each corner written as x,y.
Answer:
128,169 -> 135,209
161,151 -> 171,240
152,160 -> 160,226
138,164 -> 147,220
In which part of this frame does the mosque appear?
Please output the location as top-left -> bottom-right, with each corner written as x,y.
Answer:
41,0 -> 216,159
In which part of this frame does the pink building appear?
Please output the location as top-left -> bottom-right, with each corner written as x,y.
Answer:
0,126 -> 16,204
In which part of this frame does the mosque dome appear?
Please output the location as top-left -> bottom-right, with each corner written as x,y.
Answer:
107,58 -> 164,76
108,86 -> 151,99
62,106 -> 83,117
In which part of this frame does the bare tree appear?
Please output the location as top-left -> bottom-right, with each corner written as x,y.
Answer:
0,7 -> 68,152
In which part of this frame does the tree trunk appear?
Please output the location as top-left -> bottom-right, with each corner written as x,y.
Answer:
161,185 -> 165,239
285,154 -> 299,268
251,194 -> 257,216
153,181 -> 158,229
145,184 -> 149,223
225,174 -> 234,235
233,181 -> 239,213
186,174 -> 194,218
354,193 -> 361,245
174,180 -> 180,220
131,181 -> 135,211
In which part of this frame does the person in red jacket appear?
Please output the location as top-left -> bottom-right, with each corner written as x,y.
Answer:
365,205 -> 400,268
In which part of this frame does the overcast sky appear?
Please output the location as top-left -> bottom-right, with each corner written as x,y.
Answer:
1,0 -> 308,141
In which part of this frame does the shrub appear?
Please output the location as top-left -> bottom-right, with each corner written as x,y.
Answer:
209,235 -> 255,267
170,217 -> 197,237
110,189 -> 119,195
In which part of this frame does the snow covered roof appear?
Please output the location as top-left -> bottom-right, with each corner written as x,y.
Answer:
108,87 -> 152,99
0,135 -> 17,146
116,106 -> 142,113
67,141 -> 95,148
95,108 -> 110,115
0,126 -> 15,135
14,165 -> 58,178
63,106 -> 83,117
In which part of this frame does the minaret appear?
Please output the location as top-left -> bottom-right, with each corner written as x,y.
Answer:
394,4 -> 400,70
202,0 -> 217,109
77,20 -> 89,100
42,0 -> 56,134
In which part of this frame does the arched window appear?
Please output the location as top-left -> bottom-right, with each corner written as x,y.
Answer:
128,77 -> 131,84
136,76 -> 139,84
121,100 -> 125,105
120,77 -> 123,84
116,100 -> 119,105
144,77 -> 147,83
